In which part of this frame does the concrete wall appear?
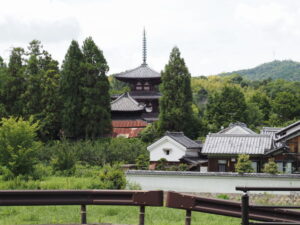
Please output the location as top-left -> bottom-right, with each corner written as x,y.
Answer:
126,170 -> 300,194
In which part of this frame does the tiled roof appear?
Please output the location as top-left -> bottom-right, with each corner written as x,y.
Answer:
202,134 -> 272,155
165,131 -> 201,149
111,93 -> 145,112
114,64 -> 160,79
112,120 -> 148,128
276,120 -> 300,136
260,127 -> 282,139
274,120 -> 300,142
112,128 -> 144,138
218,122 -> 257,135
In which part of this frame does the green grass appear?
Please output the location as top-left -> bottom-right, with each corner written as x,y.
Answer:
0,176 -> 241,224
0,205 -> 240,225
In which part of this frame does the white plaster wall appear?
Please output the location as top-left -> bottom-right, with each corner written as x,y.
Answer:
149,139 -> 186,162
126,172 -> 300,194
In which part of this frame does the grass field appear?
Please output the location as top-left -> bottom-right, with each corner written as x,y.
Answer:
0,176 -> 241,224
0,205 -> 241,225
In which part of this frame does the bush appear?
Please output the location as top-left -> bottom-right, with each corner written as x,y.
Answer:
0,117 -> 41,178
156,158 -> 167,171
235,154 -> 254,173
50,140 -> 76,175
98,164 -> 126,189
106,138 -> 148,165
263,158 -> 279,174
135,154 -> 149,170
178,163 -> 189,171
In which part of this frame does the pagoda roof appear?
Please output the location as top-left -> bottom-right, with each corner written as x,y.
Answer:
114,64 -> 160,80
111,92 -> 145,112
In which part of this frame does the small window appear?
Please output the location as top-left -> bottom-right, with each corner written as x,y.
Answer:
144,82 -> 150,91
136,82 -> 142,91
163,149 -> 171,155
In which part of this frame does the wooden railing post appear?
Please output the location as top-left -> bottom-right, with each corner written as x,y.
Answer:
241,192 -> 249,225
185,210 -> 191,225
139,205 -> 145,225
81,204 -> 87,224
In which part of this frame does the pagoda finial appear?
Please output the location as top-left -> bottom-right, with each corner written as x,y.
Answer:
142,28 -> 147,66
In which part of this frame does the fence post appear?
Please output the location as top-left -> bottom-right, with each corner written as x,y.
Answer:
185,210 -> 191,225
241,192 -> 249,225
139,205 -> 145,225
81,204 -> 87,224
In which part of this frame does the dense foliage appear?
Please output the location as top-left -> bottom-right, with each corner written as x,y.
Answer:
0,117 -> 41,177
159,47 -> 200,138
222,60 -> 300,81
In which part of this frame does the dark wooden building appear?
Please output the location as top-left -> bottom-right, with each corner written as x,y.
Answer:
111,30 -> 161,137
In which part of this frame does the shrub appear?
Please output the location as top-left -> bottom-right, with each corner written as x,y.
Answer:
106,138 -> 148,165
156,158 -> 167,171
98,164 -> 126,189
0,117 -> 41,178
235,154 -> 254,173
178,163 -> 189,171
50,140 -> 76,175
135,154 -> 149,170
263,158 -> 279,174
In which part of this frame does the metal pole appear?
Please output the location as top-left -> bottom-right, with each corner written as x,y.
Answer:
139,205 -> 145,225
185,210 -> 191,225
241,192 -> 249,225
81,204 -> 87,224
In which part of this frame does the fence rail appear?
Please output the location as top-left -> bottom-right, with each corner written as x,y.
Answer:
0,190 -> 164,225
236,186 -> 300,225
166,191 -> 300,225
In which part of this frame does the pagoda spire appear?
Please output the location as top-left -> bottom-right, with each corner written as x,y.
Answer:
142,28 -> 147,66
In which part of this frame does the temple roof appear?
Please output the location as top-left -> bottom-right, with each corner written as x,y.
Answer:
114,64 -> 160,80
111,92 -> 145,112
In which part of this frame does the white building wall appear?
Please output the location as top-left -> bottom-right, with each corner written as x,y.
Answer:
149,139 -> 186,162
126,171 -> 300,194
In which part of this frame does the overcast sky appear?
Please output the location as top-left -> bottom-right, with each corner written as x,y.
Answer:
1,0 -> 300,76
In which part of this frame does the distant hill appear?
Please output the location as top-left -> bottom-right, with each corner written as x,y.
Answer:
221,60 -> 300,81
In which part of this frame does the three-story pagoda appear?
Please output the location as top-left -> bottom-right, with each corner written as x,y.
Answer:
111,30 -> 161,137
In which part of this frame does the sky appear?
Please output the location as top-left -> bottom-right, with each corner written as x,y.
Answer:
1,0 -> 300,76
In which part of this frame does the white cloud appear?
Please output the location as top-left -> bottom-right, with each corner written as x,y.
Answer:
1,0 -> 300,75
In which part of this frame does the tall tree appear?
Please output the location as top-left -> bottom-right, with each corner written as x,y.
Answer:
21,40 -> 61,140
4,48 -> 26,116
205,86 -> 247,131
159,47 -> 198,138
60,40 -> 84,139
81,37 -> 112,139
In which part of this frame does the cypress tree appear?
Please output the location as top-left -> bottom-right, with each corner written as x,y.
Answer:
81,37 -> 112,139
4,48 -> 26,116
60,40 -> 84,139
159,47 -> 197,138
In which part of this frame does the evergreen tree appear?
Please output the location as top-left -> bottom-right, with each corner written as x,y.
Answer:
4,48 -> 26,116
60,40 -> 84,139
159,47 -> 198,138
81,37 -> 112,139
263,158 -> 279,174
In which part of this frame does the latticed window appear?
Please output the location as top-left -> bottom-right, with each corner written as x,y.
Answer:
144,82 -> 150,91
136,82 -> 142,90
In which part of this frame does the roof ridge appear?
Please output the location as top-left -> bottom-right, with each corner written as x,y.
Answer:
209,133 -> 271,137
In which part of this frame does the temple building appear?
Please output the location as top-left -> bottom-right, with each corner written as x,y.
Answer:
111,30 -> 161,137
